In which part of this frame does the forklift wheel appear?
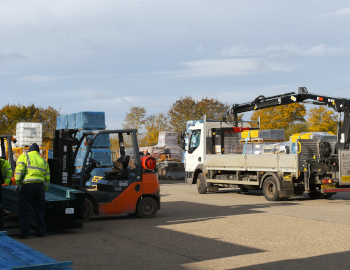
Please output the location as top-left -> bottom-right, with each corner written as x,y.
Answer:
137,197 -> 158,218
83,198 -> 93,222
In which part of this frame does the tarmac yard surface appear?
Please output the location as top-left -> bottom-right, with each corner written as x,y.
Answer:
12,181 -> 350,269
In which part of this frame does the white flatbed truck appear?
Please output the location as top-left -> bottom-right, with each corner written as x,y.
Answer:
181,87 -> 350,201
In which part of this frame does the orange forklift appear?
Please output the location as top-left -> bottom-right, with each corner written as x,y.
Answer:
49,129 -> 160,222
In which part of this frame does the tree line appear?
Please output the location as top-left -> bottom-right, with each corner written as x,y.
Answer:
121,96 -> 338,147
0,104 -> 60,139
0,97 -> 338,147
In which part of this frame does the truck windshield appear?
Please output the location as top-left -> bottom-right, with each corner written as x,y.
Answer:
189,130 -> 201,153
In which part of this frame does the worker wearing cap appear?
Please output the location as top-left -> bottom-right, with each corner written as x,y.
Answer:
0,158 -> 13,186
15,143 -> 50,239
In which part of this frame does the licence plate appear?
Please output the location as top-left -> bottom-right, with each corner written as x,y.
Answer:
322,184 -> 336,189
65,208 -> 74,214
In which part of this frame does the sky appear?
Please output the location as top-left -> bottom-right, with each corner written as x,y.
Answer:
0,0 -> 350,130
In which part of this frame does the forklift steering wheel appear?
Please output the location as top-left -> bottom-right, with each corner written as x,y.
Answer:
90,158 -> 100,166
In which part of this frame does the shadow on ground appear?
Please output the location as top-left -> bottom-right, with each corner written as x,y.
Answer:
233,250 -> 350,270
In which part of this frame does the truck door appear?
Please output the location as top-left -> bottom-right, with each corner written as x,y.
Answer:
185,129 -> 203,183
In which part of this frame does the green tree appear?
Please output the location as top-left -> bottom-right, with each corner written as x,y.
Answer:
0,104 -> 60,138
141,113 -> 171,146
307,106 -> 337,134
168,96 -> 230,135
122,106 -> 147,147
251,103 -> 306,130
122,106 -> 146,132
284,122 -> 309,140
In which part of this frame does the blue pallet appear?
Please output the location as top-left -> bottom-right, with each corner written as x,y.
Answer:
75,112 -> 106,130
0,231 -> 74,270
74,149 -> 113,167
56,115 -> 69,130
76,130 -> 111,149
68,113 -> 76,129
55,116 -> 61,130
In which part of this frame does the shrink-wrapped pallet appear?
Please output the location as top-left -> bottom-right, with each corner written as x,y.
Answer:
151,146 -> 165,159
165,146 -> 183,159
158,131 -> 178,146
75,149 -> 113,167
263,142 -> 289,154
16,122 -> 43,147
75,111 -> 106,130
68,113 -> 76,129
76,130 -> 111,149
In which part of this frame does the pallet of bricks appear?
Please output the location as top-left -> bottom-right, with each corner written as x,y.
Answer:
2,184 -> 84,232
154,131 -> 185,180
56,112 -> 113,188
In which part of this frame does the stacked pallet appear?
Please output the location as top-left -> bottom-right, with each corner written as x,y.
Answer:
56,112 -> 113,187
0,231 -> 74,269
2,184 -> 84,232
157,162 -> 185,180
239,129 -> 285,143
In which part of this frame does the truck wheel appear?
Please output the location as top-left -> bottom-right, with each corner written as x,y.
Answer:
197,173 -> 207,194
308,192 -> 324,199
83,198 -> 93,222
240,187 -> 249,193
137,197 -> 158,218
323,194 -> 334,199
308,193 -> 334,199
263,177 -> 280,201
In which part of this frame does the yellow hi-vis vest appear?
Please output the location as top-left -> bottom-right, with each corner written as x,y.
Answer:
0,158 -> 12,185
15,151 -> 50,192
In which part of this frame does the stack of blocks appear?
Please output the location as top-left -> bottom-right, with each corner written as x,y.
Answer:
56,112 -> 113,187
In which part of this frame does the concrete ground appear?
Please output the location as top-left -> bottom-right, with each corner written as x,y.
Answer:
6,180 -> 350,270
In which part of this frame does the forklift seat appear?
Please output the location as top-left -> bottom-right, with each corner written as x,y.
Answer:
102,155 -> 130,181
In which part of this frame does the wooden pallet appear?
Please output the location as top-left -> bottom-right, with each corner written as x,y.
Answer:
0,231 -> 73,269
2,184 -> 84,232
239,139 -> 285,144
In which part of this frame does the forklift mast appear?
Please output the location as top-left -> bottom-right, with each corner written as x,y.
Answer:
50,129 -> 79,187
224,87 -> 350,150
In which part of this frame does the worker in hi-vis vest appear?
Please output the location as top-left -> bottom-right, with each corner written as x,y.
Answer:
15,143 -> 50,239
0,158 -> 13,186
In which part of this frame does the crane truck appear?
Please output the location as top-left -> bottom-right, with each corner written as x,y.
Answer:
181,87 -> 350,201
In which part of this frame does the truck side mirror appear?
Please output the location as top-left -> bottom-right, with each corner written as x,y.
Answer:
179,131 -> 186,150
180,139 -> 185,150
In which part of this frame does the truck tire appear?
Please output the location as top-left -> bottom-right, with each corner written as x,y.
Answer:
197,173 -> 207,194
263,177 -> 280,201
308,192 -> 324,199
83,198 -> 93,222
137,197 -> 158,218
308,192 -> 334,199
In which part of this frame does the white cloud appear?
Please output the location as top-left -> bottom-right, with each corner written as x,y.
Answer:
17,74 -> 115,83
317,7 -> 350,17
165,58 -> 291,77
0,53 -> 25,62
195,46 -> 206,54
221,44 -> 346,58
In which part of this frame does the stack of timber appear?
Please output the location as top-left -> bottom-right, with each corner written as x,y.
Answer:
2,184 -> 84,232
0,231 -> 74,269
